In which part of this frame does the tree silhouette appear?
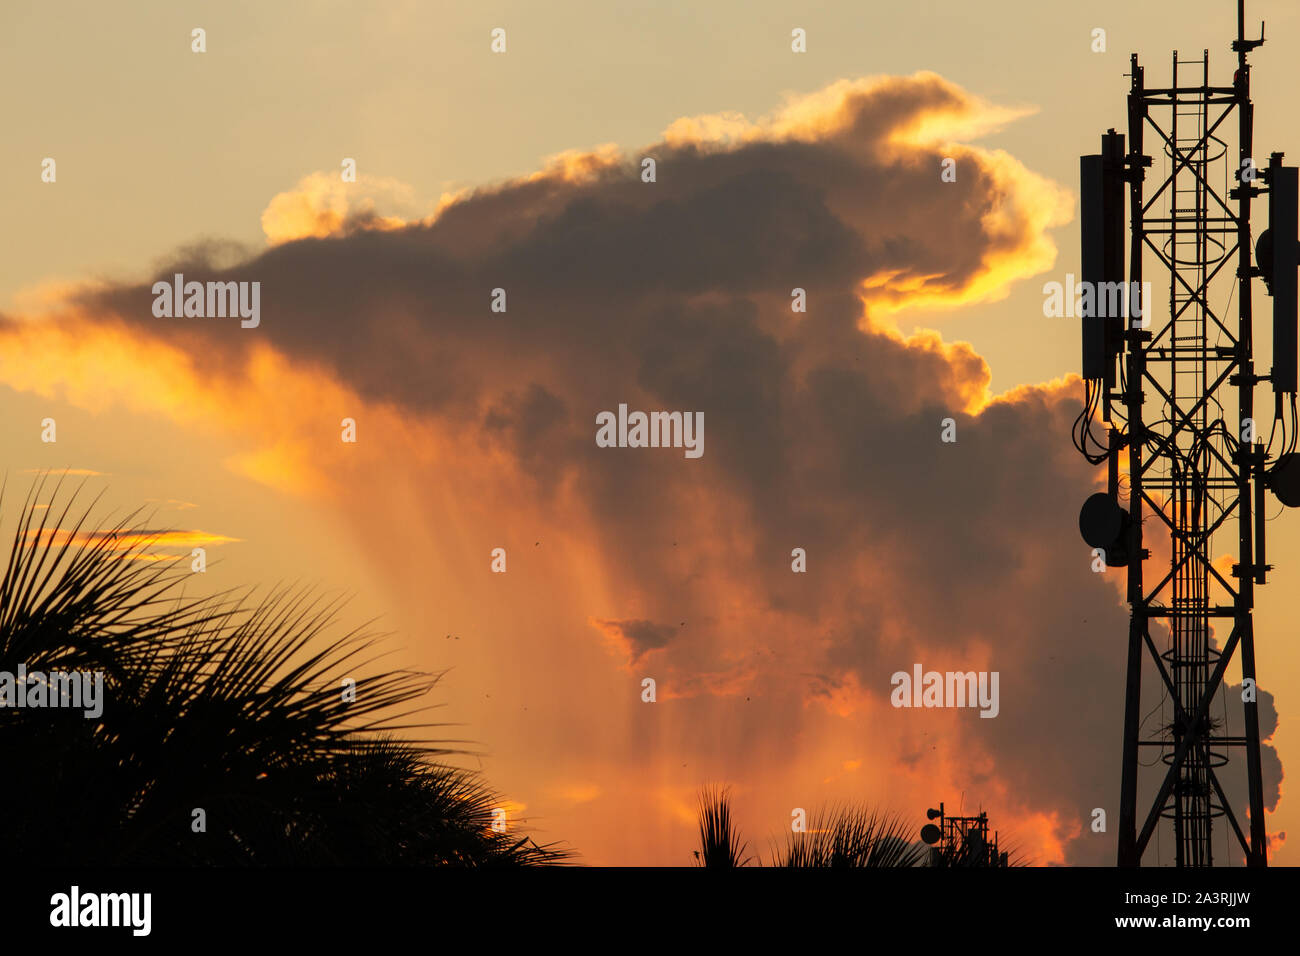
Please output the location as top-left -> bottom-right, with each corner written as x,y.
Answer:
771,805 -> 926,868
694,785 -> 751,867
693,787 -> 925,867
0,477 -> 570,865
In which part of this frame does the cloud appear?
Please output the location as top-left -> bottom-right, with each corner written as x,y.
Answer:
550,783 -> 602,806
0,72 -> 1273,865
144,498 -> 199,511
23,527 -> 240,552
20,468 -> 106,477
591,617 -> 680,663
260,171 -> 426,245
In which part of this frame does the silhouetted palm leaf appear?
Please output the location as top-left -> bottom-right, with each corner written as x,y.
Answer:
773,804 -> 925,868
0,476 -> 570,866
694,785 -> 751,867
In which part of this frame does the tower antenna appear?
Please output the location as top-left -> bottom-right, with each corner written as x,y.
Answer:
1075,0 -> 1291,867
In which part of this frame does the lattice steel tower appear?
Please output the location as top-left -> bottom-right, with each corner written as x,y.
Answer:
1075,1 -> 1300,867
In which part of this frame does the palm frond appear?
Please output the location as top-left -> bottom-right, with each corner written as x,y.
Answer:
772,804 -> 926,868
695,784 -> 752,867
0,477 -> 571,866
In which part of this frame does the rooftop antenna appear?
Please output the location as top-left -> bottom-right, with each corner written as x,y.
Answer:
920,800 -> 1008,867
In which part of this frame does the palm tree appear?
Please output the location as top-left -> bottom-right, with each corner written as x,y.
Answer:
693,788 -> 926,868
0,476 -> 570,865
694,785 -> 751,867
772,805 -> 926,868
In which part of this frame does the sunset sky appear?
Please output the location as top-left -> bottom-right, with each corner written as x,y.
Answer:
3,0 -> 1298,865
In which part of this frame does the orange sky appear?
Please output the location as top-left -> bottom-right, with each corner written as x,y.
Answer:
2,1 -> 1296,866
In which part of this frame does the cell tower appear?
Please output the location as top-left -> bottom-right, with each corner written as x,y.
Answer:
1075,1 -> 1300,867
919,803 -> 1009,867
